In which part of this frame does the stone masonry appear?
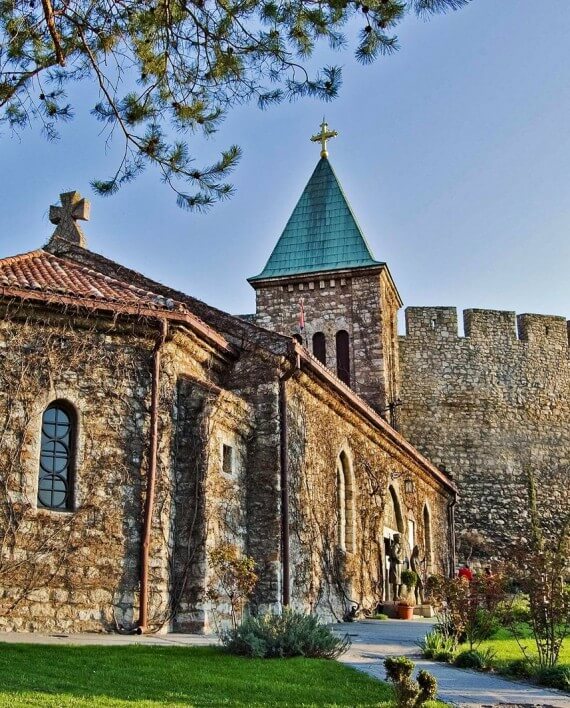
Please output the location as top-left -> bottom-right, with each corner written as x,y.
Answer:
398,307 -> 570,558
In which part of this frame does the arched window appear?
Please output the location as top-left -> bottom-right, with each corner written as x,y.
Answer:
423,504 -> 433,571
312,332 -> 326,365
38,402 -> 76,511
337,452 -> 355,553
336,330 -> 350,386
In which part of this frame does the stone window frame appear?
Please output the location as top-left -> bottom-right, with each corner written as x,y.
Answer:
37,399 -> 78,513
222,443 -> 234,476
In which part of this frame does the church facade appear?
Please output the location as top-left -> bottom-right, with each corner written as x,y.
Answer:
0,180 -> 454,633
0,126 -> 566,634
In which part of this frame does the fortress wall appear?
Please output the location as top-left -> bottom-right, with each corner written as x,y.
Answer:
398,307 -> 570,559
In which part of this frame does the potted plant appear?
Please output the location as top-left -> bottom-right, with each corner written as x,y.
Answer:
397,569 -> 418,620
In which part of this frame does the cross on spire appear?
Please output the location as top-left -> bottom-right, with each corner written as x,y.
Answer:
310,119 -> 338,159
49,191 -> 90,247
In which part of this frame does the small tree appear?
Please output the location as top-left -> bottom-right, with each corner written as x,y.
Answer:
429,573 -> 505,651
205,543 -> 258,630
504,471 -> 570,670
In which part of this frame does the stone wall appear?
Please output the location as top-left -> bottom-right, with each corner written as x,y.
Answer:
0,303 -> 239,633
251,267 -> 400,413
286,371 -> 452,620
398,307 -> 570,560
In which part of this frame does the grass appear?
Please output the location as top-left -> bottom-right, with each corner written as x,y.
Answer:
0,642 -> 396,707
465,627 -> 570,670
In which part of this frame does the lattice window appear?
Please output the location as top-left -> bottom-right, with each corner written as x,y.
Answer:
38,402 -> 75,511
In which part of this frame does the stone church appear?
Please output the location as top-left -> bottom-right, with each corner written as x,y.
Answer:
0,125 -> 567,634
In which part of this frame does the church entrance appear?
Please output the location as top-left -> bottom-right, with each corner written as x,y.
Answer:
383,527 -> 398,601
382,485 -> 405,601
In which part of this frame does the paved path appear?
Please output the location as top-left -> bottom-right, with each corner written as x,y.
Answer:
336,619 -> 569,707
0,630 -> 215,647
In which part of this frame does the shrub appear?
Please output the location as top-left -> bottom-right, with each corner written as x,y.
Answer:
417,630 -> 457,660
472,608 -> 501,640
429,573 -> 506,650
401,569 -> 418,589
496,594 -> 530,628
502,658 -> 532,679
372,613 -> 389,620
221,610 -> 350,659
454,648 -> 496,672
535,665 -> 570,691
433,649 -> 455,663
384,657 -> 438,708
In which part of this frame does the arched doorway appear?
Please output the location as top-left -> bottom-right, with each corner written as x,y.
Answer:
383,485 -> 404,600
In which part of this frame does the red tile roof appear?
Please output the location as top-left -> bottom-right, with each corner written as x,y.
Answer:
0,249 -> 186,313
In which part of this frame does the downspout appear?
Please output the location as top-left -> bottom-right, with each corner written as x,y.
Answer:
279,346 -> 300,607
138,318 -> 168,632
447,491 -> 457,578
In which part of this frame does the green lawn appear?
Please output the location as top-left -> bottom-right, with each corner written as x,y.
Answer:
463,627 -> 570,669
0,643 -> 395,707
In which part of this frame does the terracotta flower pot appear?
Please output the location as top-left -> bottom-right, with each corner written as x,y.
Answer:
397,604 -> 414,620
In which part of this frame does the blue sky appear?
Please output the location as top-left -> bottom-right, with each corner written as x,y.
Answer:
2,0 -> 570,330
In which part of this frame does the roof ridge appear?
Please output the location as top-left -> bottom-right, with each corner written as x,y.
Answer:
325,158 -> 378,262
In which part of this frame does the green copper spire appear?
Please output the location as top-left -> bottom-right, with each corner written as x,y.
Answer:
249,157 -> 382,282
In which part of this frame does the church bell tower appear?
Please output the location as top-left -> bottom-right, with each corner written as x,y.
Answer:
248,122 -> 402,418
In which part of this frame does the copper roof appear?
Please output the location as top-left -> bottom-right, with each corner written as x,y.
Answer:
0,249 -> 186,313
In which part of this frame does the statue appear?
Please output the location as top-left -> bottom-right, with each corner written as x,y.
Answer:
410,545 -> 424,605
388,534 -> 404,600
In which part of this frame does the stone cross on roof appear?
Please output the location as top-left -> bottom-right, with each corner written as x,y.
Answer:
49,191 -> 90,248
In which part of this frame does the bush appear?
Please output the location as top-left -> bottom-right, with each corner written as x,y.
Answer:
454,648 -> 496,672
384,657 -> 438,708
433,649 -> 456,663
221,610 -> 350,659
502,658 -> 532,679
496,594 -> 530,628
417,630 -> 457,660
401,569 -> 418,589
535,665 -> 570,691
372,613 -> 389,620
472,608 -> 501,640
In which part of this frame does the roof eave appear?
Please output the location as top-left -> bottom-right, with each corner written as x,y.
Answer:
248,261 -> 387,287
0,284 -> 238,358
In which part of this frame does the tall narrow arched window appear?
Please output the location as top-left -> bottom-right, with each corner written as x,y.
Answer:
336,330 -> 350,386
423,504 -> 433,571
38,402 -> 76,511
337,452 -> 355,553
312,332 -> 326,365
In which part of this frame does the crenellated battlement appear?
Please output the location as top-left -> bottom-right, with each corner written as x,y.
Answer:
403,306 -> 569,348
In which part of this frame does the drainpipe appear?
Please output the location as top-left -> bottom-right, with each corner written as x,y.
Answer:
138,318 -> 168,632
279,345 -> 300,607
447,491 -> 457,578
